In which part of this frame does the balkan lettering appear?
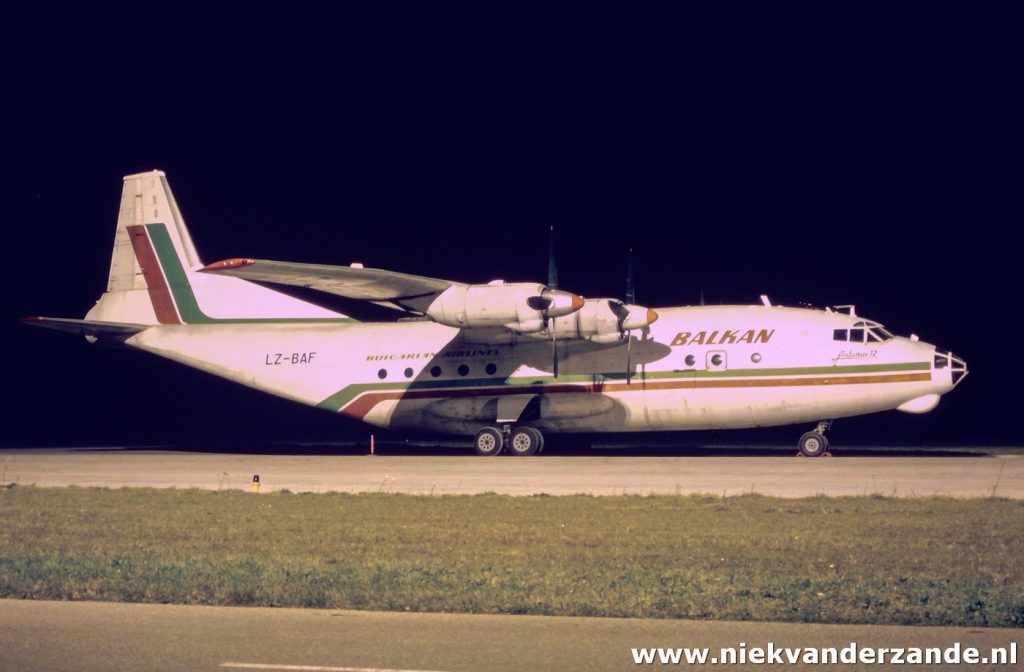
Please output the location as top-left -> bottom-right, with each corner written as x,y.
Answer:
670,329 -> 775,347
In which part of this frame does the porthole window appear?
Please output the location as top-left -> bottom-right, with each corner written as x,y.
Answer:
710,354 -> 723,367
751,352 -> 762,363
377,368 -> 387,380
429,365 -> 442,378
404,367 -> 414,378
457,364 -> 469,377
685,354 -> 696,367
485,363 -> 497,375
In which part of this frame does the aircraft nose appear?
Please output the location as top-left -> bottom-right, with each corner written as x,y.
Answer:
934,348 -> 968,386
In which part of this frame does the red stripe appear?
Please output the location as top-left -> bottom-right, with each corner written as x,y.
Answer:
339,372 -> 932,420
127,225 -> 180,324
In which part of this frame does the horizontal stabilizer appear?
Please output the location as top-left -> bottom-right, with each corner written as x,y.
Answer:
22,316 -> 147,337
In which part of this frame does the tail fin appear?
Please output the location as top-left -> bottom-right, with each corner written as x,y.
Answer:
86,170 -> 344,325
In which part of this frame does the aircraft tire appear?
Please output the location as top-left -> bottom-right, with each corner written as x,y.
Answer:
508,427 -> 543,456
526,427 -> 545,454
473,427 -> 504,456
798,431 -> 828,457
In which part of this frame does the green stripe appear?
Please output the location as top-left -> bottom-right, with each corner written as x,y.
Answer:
146,224 -> 356,324
316,361 -> 932,412
685,362 -> 928,377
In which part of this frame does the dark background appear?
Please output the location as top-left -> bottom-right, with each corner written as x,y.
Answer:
4,3 -> 1020,448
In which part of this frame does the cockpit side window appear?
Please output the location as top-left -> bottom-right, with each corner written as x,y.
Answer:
836,323 -> 893,344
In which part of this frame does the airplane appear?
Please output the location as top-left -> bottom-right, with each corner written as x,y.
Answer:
24,170 -> 968,456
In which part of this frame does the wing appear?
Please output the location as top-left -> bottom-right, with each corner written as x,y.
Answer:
200,258 -> 588,336
200,258 -> 458,313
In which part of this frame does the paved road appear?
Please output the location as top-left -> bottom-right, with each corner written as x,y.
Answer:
0,599 -> 1019,672
1,448 -> 1022,497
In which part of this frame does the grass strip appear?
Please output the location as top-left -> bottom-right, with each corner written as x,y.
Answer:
0,487 -> 1021,627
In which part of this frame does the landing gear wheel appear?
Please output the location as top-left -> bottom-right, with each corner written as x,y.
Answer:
473,427 -> 504,456
508,427 -> 544,456
527,427 -> 545,454
798,431 -> 829,458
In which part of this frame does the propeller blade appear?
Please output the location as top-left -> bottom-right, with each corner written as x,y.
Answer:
625,328 -> 634,384
625,248 -> 635,305
548,226 -> 559,290
550,317 -> 559,378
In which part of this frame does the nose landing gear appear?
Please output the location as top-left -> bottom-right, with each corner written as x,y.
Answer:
797,420 -> 833,457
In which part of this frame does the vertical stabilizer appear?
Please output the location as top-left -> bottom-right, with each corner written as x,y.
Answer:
87,170 -> 346,325
107,171 -> 201,293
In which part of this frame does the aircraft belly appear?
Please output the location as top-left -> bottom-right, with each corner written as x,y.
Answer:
629,379 -> 941,430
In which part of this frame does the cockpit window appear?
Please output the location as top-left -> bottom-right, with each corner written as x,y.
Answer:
867,327 -> 894,342
849,328 -> 865,343
833,329 -> 848,341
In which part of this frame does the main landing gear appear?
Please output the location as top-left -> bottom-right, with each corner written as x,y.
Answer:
797,420 -> 833,457
473,425 -> 545,456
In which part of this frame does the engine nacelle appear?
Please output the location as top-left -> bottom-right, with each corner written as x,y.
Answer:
425,283 -> 584,331
543,298 -> 659,343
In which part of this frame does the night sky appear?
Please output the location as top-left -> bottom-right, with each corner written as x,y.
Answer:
5,4 -> 1021,447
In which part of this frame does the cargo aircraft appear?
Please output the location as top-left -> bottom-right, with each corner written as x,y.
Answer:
25,171 -> 968,456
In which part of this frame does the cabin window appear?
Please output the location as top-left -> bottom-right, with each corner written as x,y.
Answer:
833,329 -> 848,341
849,328 -> 865,343
457,364 -> 469,377
685,354 -> 696,367
430,365 -> 442,377
377,368 -> 387,380
404,367 -> 414,378
485,363 -> 497,375
706,350 -> 727,371
751,352 -> 762,363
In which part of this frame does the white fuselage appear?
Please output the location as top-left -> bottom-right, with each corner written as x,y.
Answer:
126,304 -> 961,436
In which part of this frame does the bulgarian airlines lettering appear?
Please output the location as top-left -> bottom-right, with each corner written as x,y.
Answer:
366,353 -> 437,361
670,329 -> 775,347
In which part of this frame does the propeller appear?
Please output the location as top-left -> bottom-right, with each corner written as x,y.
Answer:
617,249 -> 658,382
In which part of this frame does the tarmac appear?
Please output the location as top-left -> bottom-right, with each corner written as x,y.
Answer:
1,447 -> 1021,497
